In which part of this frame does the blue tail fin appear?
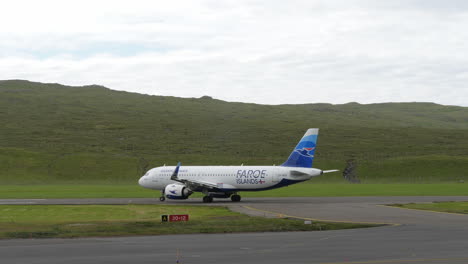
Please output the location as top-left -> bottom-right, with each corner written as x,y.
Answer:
281,128 -> 319,168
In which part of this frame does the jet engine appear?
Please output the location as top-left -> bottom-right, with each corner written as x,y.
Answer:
164,184 -> 193,200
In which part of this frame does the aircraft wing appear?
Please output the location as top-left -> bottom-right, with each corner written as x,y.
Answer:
178,178 -> 236,192
170,162 -> 234,191
180,178 -> 217,189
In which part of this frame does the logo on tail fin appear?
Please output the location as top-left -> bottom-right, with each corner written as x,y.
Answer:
281,128 -> 319,168
295,147 -> 315,157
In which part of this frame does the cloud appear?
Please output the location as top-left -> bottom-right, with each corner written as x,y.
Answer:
0,0 -> 467,106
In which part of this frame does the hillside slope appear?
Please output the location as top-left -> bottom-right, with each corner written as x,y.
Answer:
1,80 -> 467,184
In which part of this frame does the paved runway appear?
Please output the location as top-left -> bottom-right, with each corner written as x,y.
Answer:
1,196 -> 468,264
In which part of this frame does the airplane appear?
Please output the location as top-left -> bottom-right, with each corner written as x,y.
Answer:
138,128 -> 338,202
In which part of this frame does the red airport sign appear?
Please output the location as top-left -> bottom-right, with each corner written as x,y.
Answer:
169,214 -> 189,222
161,214 -> 189,222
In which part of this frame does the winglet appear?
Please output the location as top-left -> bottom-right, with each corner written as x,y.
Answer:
171,162 -> 181,181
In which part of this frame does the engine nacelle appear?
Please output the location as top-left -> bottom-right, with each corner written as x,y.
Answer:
164,184 -> 193,200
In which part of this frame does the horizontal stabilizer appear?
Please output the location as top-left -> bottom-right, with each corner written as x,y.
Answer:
322,169 -> 339,174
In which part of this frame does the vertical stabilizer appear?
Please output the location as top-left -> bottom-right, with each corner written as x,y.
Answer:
281,128 -> 319,168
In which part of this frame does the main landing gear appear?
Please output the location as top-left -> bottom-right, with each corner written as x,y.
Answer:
202,196 -> 213,203
202,194 -> 242,203
231,194 -> 241,202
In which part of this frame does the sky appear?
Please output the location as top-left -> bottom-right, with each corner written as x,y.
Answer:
1,0 -> 467,106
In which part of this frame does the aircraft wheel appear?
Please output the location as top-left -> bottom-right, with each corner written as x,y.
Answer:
159,196 -> 166,202
231,194 -> 241,202
203,196 -> 213,203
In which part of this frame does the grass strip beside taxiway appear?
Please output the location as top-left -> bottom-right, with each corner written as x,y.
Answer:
0,204 -> 379,239
390,201 -> 468,215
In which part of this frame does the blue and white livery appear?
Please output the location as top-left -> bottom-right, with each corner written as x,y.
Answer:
138,128 -> 338,202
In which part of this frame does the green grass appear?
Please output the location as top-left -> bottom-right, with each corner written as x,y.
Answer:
0,205 -> 377,239
1,183 -> 468,199
1,80 -> 468,185
392,202 -> 468,214
1,149 -> 467,185
0,185 -> 154,199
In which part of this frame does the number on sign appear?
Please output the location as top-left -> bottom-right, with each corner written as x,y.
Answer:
169,214 -> 189,222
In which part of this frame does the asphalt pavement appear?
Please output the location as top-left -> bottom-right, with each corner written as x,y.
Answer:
1,196 -> 468,264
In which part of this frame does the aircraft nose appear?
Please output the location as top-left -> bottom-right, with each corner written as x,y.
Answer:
138,176 -> 146,187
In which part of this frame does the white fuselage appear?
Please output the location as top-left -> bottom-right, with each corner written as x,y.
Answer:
138,165 -> 323,192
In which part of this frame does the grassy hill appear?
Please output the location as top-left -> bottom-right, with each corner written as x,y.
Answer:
1,80 -> 467,184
